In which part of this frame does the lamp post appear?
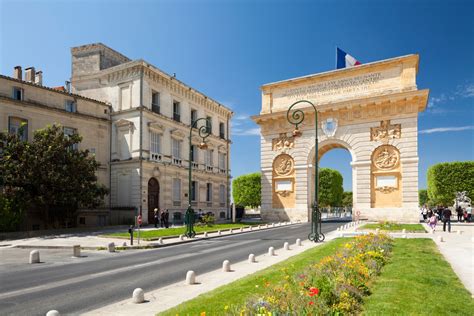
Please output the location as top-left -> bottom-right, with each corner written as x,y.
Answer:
185,118 -> 211,238
286,100 -> 325,242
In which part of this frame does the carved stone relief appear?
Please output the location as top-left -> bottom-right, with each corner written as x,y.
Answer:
272,133 -> 295,151
373,145 -> 400,170
273,154 -> 294,176
375,186 -> 397,194
371,120 -> 401,143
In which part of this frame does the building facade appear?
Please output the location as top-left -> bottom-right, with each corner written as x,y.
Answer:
0,69 -> 111,230
71,43 -> 233,225
253,55 -> 428,223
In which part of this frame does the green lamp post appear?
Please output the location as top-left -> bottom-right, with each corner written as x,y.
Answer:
286,100 -> 325,242
185,117 -> 211,238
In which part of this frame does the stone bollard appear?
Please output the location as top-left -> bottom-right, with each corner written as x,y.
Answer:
179,234 -> 184,241
437,236 -> 444,242
248,254 -> 256,263
249,226 -> 253,231
158,237 -> 164,245
46,310 -> 60,316
229,229 -> 233,234
108,242 -> 115,252
268,247 -> 275,256
203,232 -> 208,238
185,270 -> 196,285
296,238 -> 302,246
29,250 -> 40,264
258,225 -> 261,229
218,230 -> 222,236
122,242 -> 127,247
402,229 -> 407,234
283,242 -> 290,250
222,260 -> 231,272
73,245 -> 81,258
290,221 -> 293,224
240,227 -> 243,232
132,288 -> 145,304
266,224 -> 269,228
271,223 -> 275,228
457,230 -> 462,235
336,227 -> 340,231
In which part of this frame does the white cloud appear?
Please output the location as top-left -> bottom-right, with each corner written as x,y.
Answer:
419,125 -> 474,134
456,83 -> 474,98
232,127 -> 261,136
233,114 -> 250,121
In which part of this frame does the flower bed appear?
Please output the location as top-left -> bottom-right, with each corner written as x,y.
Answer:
232,233 -> 393,315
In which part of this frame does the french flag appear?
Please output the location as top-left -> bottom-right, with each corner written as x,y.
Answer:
336,48 -> 362,69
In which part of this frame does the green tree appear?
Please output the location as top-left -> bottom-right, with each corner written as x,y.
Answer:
342,191 -> 353,207
0,124 -> 108,230
419,189 -> 428,206
232,172 -> 261,208
427,161 -> 474,205
318,168 -> 344,207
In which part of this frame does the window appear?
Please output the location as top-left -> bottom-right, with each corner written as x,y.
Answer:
64,127 -> 78,150
173,101 -> 180,122
65,100 -> 77,113
8,117 -> 28,141
191,109 -> 197,126
150,132 -> 161,153
218,153 -> 226,170
190,145 -> 197,162
173,178 -> 181,202
12,87 -> 23,100
206,116 -> 212,134
219,184 -> 226,204
205,149 -> 213,166
206,183 -> 213,202
219,122 -> 225,139
191,181 -> 197,201
89,148 -> 96,156
172,138 -> 181,158
152,91 -> 160,114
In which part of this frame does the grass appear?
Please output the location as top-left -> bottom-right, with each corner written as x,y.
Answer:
158,238 -> 348,316
103,223 -> 262,240
363,238 -> 474,315
359,223 -> 426,232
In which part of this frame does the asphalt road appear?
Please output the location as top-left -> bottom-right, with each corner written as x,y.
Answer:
0,222 -> 342,315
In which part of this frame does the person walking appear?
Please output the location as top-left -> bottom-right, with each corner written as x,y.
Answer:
456,206 -> 463,222
442,206 -> 452,233
164,209 -> 170,228
467,205 -> 472,223
428,213 -> 438,232
160,209 -> 165,228
422,205 -> 428,221
153,208 -> 159,228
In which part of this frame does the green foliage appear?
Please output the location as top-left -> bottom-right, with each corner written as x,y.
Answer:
342,191 -> 353,207
198,213 -> 215,227
318,168 -> 344,207
232,172 -> 261,207
419,189 -> 428,206
427,161 -> 474,205
0,124 -> 108,230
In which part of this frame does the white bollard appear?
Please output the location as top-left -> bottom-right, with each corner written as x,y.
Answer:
73,245 -> 81,257
203,232 -> 208,238
296,238 -> 302,246
229,229 -> 233,234
222,260 -> 231,272
337,227 -> 340,231
283,242 -> 290,250
290,221 -> 293,224
268,246 -> 275,256
185,270 -> 196,285
132,288 -> 145,304
240,227 -> 243,232
158,237 -> 164,245
266,224 -> 269,228
402,234 -> 408,239
258,225 -> 261,229
271,223 -> 275,228
249,226 -> 253,231
29,250 -> 40,264
46,310 -> 60,316
108,242 -> 115,252
437,236 -> 444,242
402,229 -> 407,234
218,230 -> 222,235
179,234 -> 184,240
248,254 -> 256,263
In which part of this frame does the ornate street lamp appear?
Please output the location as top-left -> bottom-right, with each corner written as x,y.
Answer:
185,118 -> 211,238
286,100 -> 325,242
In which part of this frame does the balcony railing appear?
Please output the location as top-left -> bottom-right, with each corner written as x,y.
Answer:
173,113 -> 181,122
206,165 -> 213,172
219,168 -> 226,174
150,152 -> 163,162
172,158 -> 182,166
191,162 -> 199,169
152,104 -> 160,114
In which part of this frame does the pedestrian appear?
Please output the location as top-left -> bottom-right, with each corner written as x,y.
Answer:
442,206 -> 452,233
160,209 -> 165,228
153,208 -> 159,228
422,205 -> 428,221
456,205 -> 463,222
164,209 -> 170,228
428,213 -> 438,232
427,208 -> 433,219
467,205 -> 472,222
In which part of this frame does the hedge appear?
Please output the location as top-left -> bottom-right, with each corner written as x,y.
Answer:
427,161 -> 474,205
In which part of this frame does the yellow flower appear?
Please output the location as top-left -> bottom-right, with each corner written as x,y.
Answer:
200,312 -> 206,316
224,305 -> 229,310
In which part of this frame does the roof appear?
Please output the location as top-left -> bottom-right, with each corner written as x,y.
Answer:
0,74 -> 111,107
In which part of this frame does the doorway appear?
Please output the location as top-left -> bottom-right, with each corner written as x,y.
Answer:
148,178 -> 160,225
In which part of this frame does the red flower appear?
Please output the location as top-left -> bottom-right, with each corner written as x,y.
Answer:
309,287 -> 319,297
309,301 -> 314,306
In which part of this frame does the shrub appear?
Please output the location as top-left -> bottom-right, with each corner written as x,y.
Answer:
427,161 -> 474,205
318,168 -> 344,207
232,173 -> 261,208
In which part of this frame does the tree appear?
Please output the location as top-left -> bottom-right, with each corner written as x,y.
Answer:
318,168 -> 344,207
342,191 -> 353,207
419,189 -> 428,206
0,124 -> 108,230
232,172 -> 261,208
427,161 -> 474,205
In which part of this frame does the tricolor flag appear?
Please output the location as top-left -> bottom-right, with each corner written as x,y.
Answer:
336,48 -> 362,69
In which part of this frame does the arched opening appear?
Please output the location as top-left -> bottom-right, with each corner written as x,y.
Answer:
148,178 -> 160,225
308,140 -> 355,220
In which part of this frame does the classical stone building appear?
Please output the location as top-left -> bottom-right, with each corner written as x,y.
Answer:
71,43 -> 233,225
253,54 -> 429,223
0,68 -> 111,229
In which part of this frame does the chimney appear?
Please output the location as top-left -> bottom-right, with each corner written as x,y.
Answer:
35,71 -> 43,85
25,67 -> 35,82
65,81 -> 71,93
13,66 -> 22,80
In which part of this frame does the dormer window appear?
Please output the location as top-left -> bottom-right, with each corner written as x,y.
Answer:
65,100 -> 77,113
12,87 -> 23,101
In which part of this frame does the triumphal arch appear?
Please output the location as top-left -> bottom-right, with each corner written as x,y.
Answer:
252,55 -> 429,223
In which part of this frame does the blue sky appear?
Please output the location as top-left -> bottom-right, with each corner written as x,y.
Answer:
1,0 -> 473,190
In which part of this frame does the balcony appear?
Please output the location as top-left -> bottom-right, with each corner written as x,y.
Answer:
219,132 -> 225,139
172,158 -> 182,166
219,168 -> 227,174
206,165 -> 214,172
152,104 -> 160,114
150,152 -> 162,162
191,162 -> 199,169
173,113 -> 181,122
